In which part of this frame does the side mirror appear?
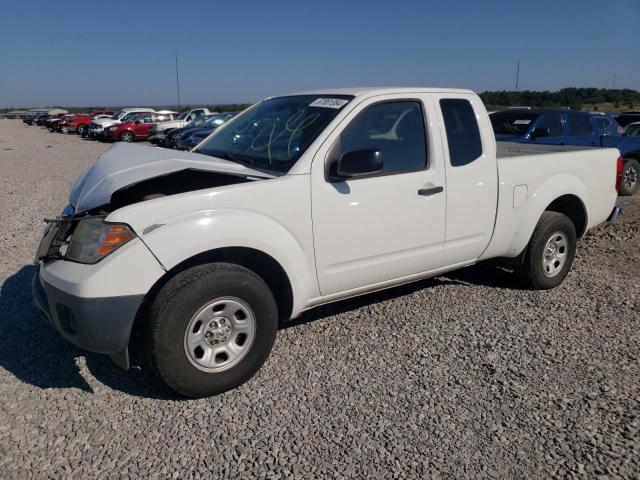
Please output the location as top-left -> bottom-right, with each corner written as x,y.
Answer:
531,128 -> 551,140
330,149 -> 383,181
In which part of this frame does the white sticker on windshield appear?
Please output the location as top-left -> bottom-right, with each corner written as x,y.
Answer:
513,119 -> 532,125
309,98 -> 349,109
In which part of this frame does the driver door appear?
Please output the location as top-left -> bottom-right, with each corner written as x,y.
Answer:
311,95 -> 446,296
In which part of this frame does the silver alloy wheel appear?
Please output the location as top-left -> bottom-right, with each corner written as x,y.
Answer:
121,132 -> 133,142
542,231 -> 568,277
624,164 -> 638,190
184,297 -> 256,372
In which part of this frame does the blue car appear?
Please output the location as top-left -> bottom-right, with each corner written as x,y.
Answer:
175,112 -> 238,150
491,109 -> 640,195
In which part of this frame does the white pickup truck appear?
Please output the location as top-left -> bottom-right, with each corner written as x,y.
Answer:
33,88 -> 622,398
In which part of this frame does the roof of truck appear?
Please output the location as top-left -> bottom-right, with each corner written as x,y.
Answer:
281,87 -> 475,98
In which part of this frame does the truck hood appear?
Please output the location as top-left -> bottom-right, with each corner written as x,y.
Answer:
68,143 -> 274,213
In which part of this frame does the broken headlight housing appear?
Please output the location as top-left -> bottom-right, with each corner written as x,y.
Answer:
64,218 -> 135,264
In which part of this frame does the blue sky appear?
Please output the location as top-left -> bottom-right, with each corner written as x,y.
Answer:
0,0 -> 638,107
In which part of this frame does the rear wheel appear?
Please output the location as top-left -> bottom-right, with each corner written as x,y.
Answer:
620,158 -> 639,196
61,126 -> 70,134
145,263 -> 278,398
120,131 -> 134,142
520,211 -> 576,290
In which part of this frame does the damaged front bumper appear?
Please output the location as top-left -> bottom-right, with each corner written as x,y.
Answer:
32,237 -> 165,369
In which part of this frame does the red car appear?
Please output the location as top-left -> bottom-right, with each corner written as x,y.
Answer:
65,114 -> 91,134
71,111 -> 115,136
102,111 -> 178,142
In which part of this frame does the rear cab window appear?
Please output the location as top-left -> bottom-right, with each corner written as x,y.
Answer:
440,99 -> 483,167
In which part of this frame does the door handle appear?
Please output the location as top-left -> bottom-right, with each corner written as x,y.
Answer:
418,186 -> 444,196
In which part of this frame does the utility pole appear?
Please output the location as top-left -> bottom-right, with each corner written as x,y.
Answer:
612,74 -> 616,89
175,50 -> 181,108
515,60 -> 520,91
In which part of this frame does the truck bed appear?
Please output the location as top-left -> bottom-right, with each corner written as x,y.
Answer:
496,142 -> 597,158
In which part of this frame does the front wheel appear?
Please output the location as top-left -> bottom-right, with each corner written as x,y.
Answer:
145,263 -> 278,398
120,131 -> 134,142
520,211 -> 576,290
620,158 -> 639,196
79,125 -> 88,137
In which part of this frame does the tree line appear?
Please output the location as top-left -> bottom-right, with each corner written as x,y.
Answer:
480,88 -> 640,110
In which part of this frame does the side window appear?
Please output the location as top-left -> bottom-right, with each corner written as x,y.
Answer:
337,101 -> 427,175
536,113 -> 563,137
595,117 -> 610,133
567,114 -> 593,137
141,114 -> 153,123
440,99 -> 482,167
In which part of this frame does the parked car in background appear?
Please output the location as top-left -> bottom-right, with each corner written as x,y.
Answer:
48,114 -> 75,132
23,115 -> 36,125
175,112 -> 238,150
148,108 -> 213,146
102,111 -> 178,142
33,87 -> 621,398
88,108 -> 156,139
164,115 -> 214,149
624,122 -> 640,137
616,111 -> 640,128
37,114 -> 56,126
72,111 -> 116,136
57,114 -> 90,134
43,113 -> 67,130
491,109 -> 640,195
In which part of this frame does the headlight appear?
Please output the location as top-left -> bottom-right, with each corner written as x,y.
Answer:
65,218 -> 135,264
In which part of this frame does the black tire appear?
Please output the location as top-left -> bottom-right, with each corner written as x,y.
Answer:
79,125 -> 88,137
620,158 -> 639,196
520,211 -> 576,290
145,263 -> 278,398
120,131 -> 134,142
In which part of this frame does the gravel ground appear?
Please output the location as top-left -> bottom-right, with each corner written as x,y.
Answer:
0,119 -> 638,479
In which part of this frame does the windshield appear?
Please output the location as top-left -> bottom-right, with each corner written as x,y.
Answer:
177,111 -> 191,120
490,111 -> 540,136
196,95 -> 352,173
112,110 -> 127,120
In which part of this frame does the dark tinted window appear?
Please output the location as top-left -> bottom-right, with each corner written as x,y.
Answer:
567,114 -> 593,136
338,101 -> 427,175
536,113 -> 563,137
595,117 -> 610,133
490,111 -> 538,135
440,99 -> 482,167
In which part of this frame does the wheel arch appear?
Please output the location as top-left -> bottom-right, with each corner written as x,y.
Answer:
544,194 -> 588,238
130,247 -> 295,347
